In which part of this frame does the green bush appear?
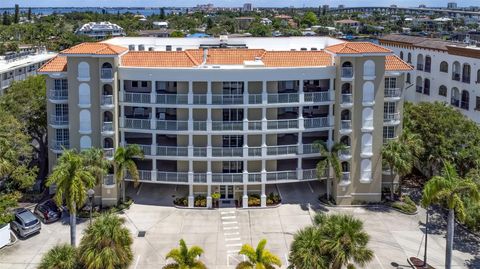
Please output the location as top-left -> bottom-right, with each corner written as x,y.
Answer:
248,194 -> 261,207
194,195 -> 207,207
391,195 -> 417,214
174,196 -> 188,207
266,192 -> 281,205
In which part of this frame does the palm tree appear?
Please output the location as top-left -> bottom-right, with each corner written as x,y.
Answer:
46,150 -> 96,246
318,214 -> 374,269
78,212 -> 133,269
81,147 -> 111,185
314,141 -> 346,200
236,239 -> 281,269
39,244 -> 78,269
289,226 -> 328,269
113,145 -> 143,202
421,162 -> 480,269
382,138 -> 413,200
163,239 -> 206,269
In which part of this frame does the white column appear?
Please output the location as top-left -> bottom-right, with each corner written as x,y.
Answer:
207,160 -> 212,206
188,81 -> 193,105
151,133 -> 157,156
260,182 -> 267,208
299,79 -> 304,103
188,183 -> 194,208
207,184 -> 212,208
150,80 -> 155,104
119,80 -> 124,102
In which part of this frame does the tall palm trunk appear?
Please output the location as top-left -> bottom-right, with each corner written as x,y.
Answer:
70,202 -> 76,246
122,180 -> 126,202
326,163 -> 331,199
446,209 -> 454,269
390,164 -> 395,201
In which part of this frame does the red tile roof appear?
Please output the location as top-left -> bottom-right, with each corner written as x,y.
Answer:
326,42 -> 392,54
121,51 -> 197,67
385,55 -> 413,71
262,51 -> 332,67
37,56 -> 67,73
61,42 -> 127,55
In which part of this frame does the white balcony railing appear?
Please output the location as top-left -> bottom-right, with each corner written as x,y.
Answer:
341,94 -> 352,104
157,146 -> 188,156
303,169 -> 320,180
341,67 -> 353,78
193,94 -> 207,104
266,170 -> 297,181
102,122 -> 113,133
156,94 -> 188,104
248,121 -> 262,130
384,112 -> 400,123
266,145 -> 297,155
193,147 -> 207,157
303,144 -> 319,154
304,92 -> 330,103
100,68 -> 113,79
338,147 -> 351,159
341,120 -> 352,131
304,117 -> 329,129
193,121 -> 207,131
267,93 -> 299,104
124,118 -> 151,129
384,88 -> 401,98
48,89 -> 68,100
212,147 -> 243,157
50,115 -> 69,126
124,92 -> 151,103
212,121 -> 243,131
267,119 -> 298,130
103,148 -> 114,159
157,172 -> 189,183
249,94 -> 262,104
248,173 -> 262,182
341,172 -> 351,182
248,147 -> 262,156
212,173 -> 243,183
133,144 -> 151,155
103,174 -> 115,185
51,139 -> 70,151
193,173 -> 207,183
212,94 -> 244,105
101,95 -> 114,106
156,120 -> 188,131
1,78 -> 13,88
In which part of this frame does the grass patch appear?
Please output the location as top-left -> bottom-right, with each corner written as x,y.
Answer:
391,195 -> 417,214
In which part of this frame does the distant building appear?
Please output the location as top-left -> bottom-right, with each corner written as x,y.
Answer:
243,3 -> 253,12
0,45 -> 56,94
260,18 -> 272,25
448,2 -> 458,9
137,29 -> 173,38
153,21 -> 169,28
419,4 -> 427,8
75,22 -> 125,40
193,3 -> 215,13
274,15 -> 297,28
338,5 -> 345,9
235,17 -> 255,30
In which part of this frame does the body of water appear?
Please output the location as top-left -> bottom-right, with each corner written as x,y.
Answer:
0,7 -> 185,16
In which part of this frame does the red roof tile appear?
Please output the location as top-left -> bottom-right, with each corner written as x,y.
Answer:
385,55 -> 413,71
326,42 -> 391,54
37,56 -> 67,73
61,42 -> 127,55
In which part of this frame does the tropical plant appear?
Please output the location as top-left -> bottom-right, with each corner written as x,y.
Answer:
39,244 -> 79,269
81,147 -> 111,185
382,138 -> 413,200
289,226 -> 328,269
314,141 -> 347,199
421,162 -> 480,269
163,239 -> 206,269
113,144 -> 143,202
46,149 -> 96,246
236,239 -> 282,269
78,212 -> 133,269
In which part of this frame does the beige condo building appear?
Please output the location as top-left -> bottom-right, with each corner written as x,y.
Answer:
38,37 -> 412,207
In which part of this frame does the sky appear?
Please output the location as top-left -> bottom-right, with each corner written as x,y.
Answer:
0,0 -> 474,8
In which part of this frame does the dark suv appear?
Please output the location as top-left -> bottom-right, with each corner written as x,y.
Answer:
34,199 -> 61,223
10,209 -> 41,238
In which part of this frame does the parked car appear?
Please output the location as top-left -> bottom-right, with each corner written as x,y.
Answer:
34,199 -> 61,223
10,208 -> 41,238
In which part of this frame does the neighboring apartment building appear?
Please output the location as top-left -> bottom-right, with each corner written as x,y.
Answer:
75,22 -> 126,40
379,34 -> 480,123
0,45 -> 56,94
38,37 -> 411,207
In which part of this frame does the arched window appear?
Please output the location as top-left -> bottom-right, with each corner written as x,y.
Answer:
340,136 -> 350,147
363,60 -> 375,77
407,52 -> 412,63
101,62 -> 113,79
461,90 -> 470,110
362,81 -> 374,104
341,61 -> 353,78
80,136 -> 92,150
361,133 -> 373,155
362,107 -> 374,130
341,161 -> 350,174
440,61 -> 448,73
360,159 -> 372,182
477,69 -> 480,83
341,83 -> 351,94
341,109 -> 351,121
439,85 -> 447,97
416,54 -> 424,70
78,62 -> 90,79
103,84 -> 113,95
406,73 -> 411,84
102,62 -> 113,69
451,87 -> 460,107
462,63 -> 471,83
78,83 -> 90,106
424,56 -> 431,72
79,110 -> 91,133
452,61 -> 461,81
104,111 -> 113,122
400,51 -> 404,60
423,78 -> 430,95
104,138 -> 114,148
416,76 -> 423,93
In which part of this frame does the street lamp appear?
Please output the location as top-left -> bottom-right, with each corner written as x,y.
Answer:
423,207 -> 429,268
87,188 -> 95,225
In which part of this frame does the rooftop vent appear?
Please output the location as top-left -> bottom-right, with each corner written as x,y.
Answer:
219,35 -> 228,43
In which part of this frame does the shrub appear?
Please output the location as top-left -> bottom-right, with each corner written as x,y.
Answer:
248,194 -> 261,207
174,196 -> 188,207
266,192 -> 281,205
391,195 -> 417,214
194,195 -> 206,207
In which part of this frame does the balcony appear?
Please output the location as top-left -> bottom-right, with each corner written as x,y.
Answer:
384,88 -> 401,100
248,94 -> 262,104
384,112 -> 400,125
126,170 -> 153,181
340,172 -> 351,184
157,120 -> 188,131
50,115 -> 69,126
248,121 -> 262,130
193,94 -> 207,104
157,171 -> 189,183
303,144 -> 319,154
124,92 -> 151,103
193,147 -> 207,157
212,173 -> 243,183
248,147 -> 262,156
267,93 -> 299,104
248,173 -> 262,182
103,148 -> 114,159
193,121 -> 207,131
266,170 -> 297,182
50,139 -> 70,151
156,94 -> 188,104
134,144 -> 151,155
341,94 -> 353,108
48,89 -> 68,101
102,122 -> 114,136
462,76 -> 471,84
338,147 -> 351,161
305,117 -> 329,129
124,118 -> 151,130
341,67 -> 353,79
157,146 -> 188,156
100,68 -> 113,80
212,94 -> 243,105
451,98 -> 460,107
193,173 -> 207,183
304,92 -> 330,103
416,63 -> 423,71
340,120 -> 352,135
212,121 -> 243,131
303,169 -> 318,180
452,73 -> 460,81
267,119 -> 298,130
383,136 -> 398,144
212,147 -> 243,157
1,78 -> 13,89
101,95 -> 114,108
266,145 -> 297,156
103,174 -> 115,186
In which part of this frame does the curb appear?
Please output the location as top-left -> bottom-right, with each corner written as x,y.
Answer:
318,201 -> 418,215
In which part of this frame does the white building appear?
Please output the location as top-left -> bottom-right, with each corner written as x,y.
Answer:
243,3 -> 253,12
39,37 -> 411,207
75,22 -> 126,40
380,34 -> 480,123
0,46 -> 56,94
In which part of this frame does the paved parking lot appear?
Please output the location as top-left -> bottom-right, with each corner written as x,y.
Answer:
0,182 -> 478,269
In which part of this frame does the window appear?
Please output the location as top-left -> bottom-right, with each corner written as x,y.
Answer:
363,60 -> 375,77
400,51 -> 404,60
425,56 -> 431,72
361,134 -> 373,154
78,62 -> 89,79
477,70 -> 480,83
54,79 -> 68,91
416,54 -> 424,70
440,61 -> 448,73
223,135 -> 243,147
55,104 -> 68,117
462,64 -> 471,83
383,126 -> 395,140
362,107 -> 374,129
416,76 -> 423,93
55,129 -> 69,142
475,96 -> 480,110
102,62 -> 112,69
141,81 -> 148,88
451,87 -> 460,107
223,82 -> 244,94
406,73 -> 411,84
385,77 -> 397,89
423,79 -> 430,95
80,136 -> 92,150
439,85 -> 447,97
407,53 -> 412,63
452,61 -> 461,81
223,109 -> 243,121
166,45 -> 172,51
78,83 -> 91,105
222,161 -> 243,173
132,81 -> 138,88
362,81 -> 374,103
278,81 -> 297,92
461,90 -> 470,110
79,110 -> 91,132
360,159 -> 372,182
384,102 -> 396,114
